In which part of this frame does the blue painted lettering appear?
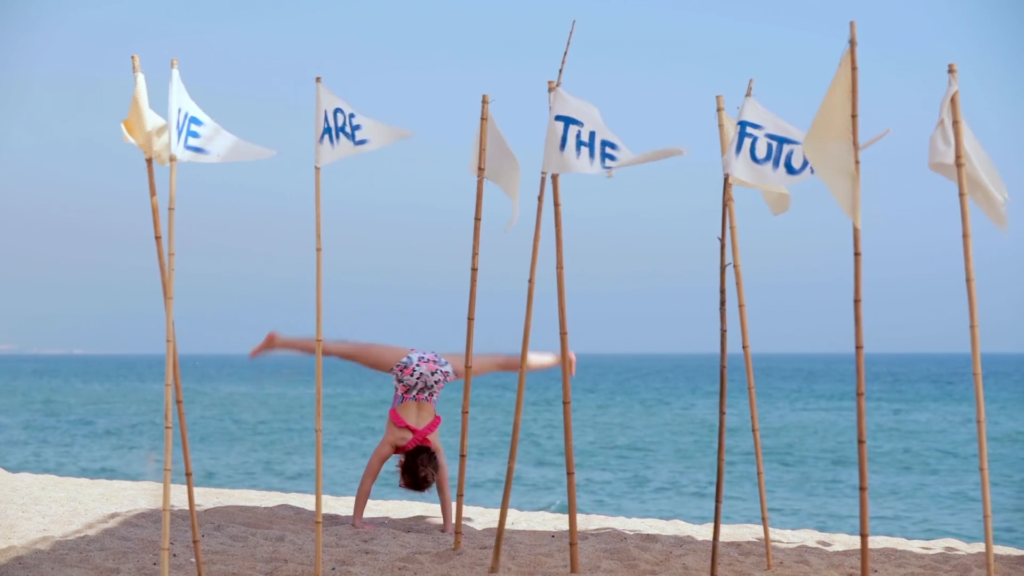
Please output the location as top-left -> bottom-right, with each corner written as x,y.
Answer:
555,114 -> 621,169
734,119 -> 812,176
332,108 -> 351,143
348,112 -> 367,146
175,108 -> 208,155
600,140 -> 619,170
320,111 -> 335,147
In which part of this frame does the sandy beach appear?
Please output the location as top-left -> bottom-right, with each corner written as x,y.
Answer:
1,468 -> 1020,575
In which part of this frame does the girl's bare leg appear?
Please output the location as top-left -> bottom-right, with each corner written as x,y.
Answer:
249,332 -> 410,374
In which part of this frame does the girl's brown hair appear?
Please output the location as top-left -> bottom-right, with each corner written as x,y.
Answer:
399,446 -> 439,492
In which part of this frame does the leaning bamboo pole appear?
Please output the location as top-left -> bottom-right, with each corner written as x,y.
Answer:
947,62 -> 996,576
454,93 -> 490,551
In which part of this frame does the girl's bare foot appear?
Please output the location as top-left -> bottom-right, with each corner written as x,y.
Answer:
569,351 -> 577,376
249,332 -> 279,359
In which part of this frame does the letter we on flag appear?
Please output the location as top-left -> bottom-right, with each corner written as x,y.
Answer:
928,75 -> 1009,229
168,68 -> 275,163
469,113 -> 521,231
315,82 -> 412,168
542,87 -> 685,175
122,69 -> 170,165
721,97 -> 813,216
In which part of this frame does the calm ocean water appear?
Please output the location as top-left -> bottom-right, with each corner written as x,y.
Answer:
0,353 -> 1021,547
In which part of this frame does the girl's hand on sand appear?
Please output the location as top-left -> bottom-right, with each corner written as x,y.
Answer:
352,520 -> 376,530
441,523 -> 453,534
249,332 -> 278,359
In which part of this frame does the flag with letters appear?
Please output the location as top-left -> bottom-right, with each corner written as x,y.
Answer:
721,98 -> 809,216
928,75 -> 1009,230
470,112 -> 521,231
168,67 -> 275,163
315,82 -> 412,168
542,87 -> 685,175
122,69 -> 170,165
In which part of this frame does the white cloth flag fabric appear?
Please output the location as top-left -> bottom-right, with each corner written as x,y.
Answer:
470,113 -> 521,231
122,71 -> 170,165
315,82 -> 412,168
542,87 -> 685,175
928,76 -> 1009,230
721,97 -> 810,216
803,48 -> 860,227
168,68 -> 275,163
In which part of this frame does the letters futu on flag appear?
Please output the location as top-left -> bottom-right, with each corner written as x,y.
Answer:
168,68 -> 275,163
315,82 -> 412,167
542,87 -> 685,175
802,48 -> 860,227
469,112 -> 521,231
122,70 -> 170,165
928,76 -> 1009,230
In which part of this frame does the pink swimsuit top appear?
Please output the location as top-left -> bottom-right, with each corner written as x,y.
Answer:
389,408 -> 442,455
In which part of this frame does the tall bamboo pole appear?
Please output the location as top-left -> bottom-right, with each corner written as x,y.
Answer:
849,21 -> 870,576
551,161 -> 580,574
132,54 -> 205,576
454,94 -> 490,551
161,58 -> 180,576
710,95 -> 730,576
728,80 -> 773,569
313,76 -> 325,576
489,23 -> 574,573
947,62 -> 996,576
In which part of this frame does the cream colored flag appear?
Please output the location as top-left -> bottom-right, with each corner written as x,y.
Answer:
928,76 -> 1009,230
722,110 -> 792,216
803,48 -> 859,228
470,112 -> 521,231
121,69 -> 170,165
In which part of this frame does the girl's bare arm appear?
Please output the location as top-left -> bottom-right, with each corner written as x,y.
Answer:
351,439 -> 395,528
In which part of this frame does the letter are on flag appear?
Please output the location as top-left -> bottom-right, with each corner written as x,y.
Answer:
122,70 -> 170,165
542,87 -> 685,175
721,97 -> 815,216
168,68 -> 275,163
470,113 -> 521,231
315,82 -> 412,168
928,76 -> 1009,229
802,49 -> 860,227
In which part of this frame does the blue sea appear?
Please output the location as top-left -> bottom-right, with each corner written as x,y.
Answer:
1,353 -> 1021,548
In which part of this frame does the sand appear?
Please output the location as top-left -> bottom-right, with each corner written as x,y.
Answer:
1,468 -> 1020,575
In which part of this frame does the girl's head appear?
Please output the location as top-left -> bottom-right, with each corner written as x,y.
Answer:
398,446 -> 439,492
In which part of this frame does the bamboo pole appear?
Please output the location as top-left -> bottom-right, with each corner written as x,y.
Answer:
489,171 -> 546,572
132,55 -> 206,576
947,62 -> 996,576
161,58 -> 180,576
489,24 -> 574,573
551,159 -> 581,574
729,79 -> 774,569
314,75 -> 325,576
710,95 -> 731,576
849,21 -> 870,576
454,94 -> 490,551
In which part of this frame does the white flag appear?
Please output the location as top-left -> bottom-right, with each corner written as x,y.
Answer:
928,76 -> 1009,230
542,87 -> 685,175
803,48 -> 860,227
470,112 -> 521,231
316,82 -> 412,168
721,99 -> 805,216
168,68 -> 275,163
122,70 -> 170,166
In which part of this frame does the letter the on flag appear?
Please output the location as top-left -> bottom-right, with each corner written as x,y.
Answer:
721,101 -> 802,216
122,70 -> 170,166
803,49 -> 860,227
470,113 -> 521,231
315,82 -> 412,168
168,68 -> 275,163
541,87 -> 685,175
928,76 -> 1009,230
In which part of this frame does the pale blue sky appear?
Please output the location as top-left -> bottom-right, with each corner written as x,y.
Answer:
0,0 -> 1020,354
